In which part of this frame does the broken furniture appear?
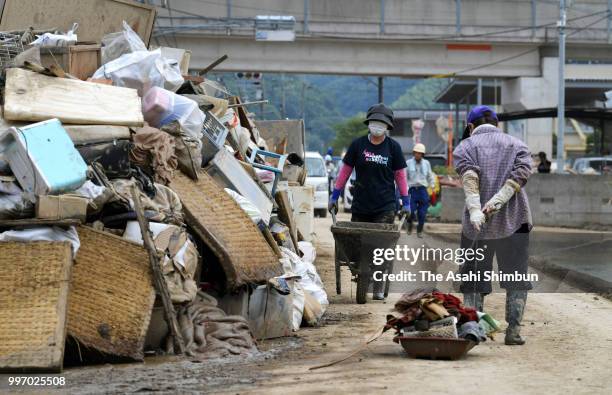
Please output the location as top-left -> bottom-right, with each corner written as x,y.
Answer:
248,148 -> 288,196
255,119 -> 306,184
39,44 -> 102,80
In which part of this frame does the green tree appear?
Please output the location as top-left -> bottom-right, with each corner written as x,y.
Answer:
331,114 -> 367,152
391,78 -> 450,109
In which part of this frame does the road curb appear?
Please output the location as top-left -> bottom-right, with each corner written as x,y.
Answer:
528,257 -> 612,295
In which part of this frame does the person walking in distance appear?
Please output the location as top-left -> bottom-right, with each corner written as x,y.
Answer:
453,105 -> 533,345
405,143 -> 436,238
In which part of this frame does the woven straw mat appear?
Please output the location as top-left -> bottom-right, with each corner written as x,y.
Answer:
170,170 -> 281,290
0,241 -> 72,372
68,226 -> 155,360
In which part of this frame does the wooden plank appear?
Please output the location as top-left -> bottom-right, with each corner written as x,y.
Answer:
130,185 -> 185,355
4,68 -> 144,127
0,0 -> 156,45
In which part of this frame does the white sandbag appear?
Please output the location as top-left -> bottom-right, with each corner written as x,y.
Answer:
290,281 -> 306,331
124,221 -> 198,303
280,247 -> 328,313
0,226 -> 80,257
224,188 -> 266,225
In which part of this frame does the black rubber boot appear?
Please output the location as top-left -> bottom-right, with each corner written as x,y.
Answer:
505,290 -> 527,345
372,276 -> 385,300
463,293 -> 484,312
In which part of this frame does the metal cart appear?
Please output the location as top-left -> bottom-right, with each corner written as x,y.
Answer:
331,211 -> 405,304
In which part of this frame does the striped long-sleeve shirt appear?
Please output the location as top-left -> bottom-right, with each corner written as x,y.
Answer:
453,124 -> 533,240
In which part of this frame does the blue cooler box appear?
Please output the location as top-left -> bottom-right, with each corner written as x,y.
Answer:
0,118 -> 87,197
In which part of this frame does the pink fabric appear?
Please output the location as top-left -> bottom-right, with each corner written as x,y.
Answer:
334,164 -> 353,190
395,168 -> 408,196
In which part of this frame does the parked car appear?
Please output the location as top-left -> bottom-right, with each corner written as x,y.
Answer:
571,157 -> 612,175
305,151 -> 329,217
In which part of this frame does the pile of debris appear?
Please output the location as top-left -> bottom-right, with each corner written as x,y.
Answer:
385,288 -> 500,343
0,6 -> 325,373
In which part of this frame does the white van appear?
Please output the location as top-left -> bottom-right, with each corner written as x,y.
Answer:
305,151 -> 329,217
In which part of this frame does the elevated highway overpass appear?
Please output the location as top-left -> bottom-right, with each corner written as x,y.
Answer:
152,0 -> 612,77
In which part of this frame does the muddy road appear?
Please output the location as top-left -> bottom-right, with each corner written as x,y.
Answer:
41,214 -> 612,394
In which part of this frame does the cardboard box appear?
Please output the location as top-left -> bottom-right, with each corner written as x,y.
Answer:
36,195 -> 88,222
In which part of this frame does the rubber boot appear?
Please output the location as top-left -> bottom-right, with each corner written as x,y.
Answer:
406,217 -> 413,235
372,276 -> 385,300
463,293 -> 484,312
505,290 -> 527,345
416,223 -> 424,238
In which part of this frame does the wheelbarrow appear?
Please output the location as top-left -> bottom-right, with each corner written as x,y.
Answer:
331,209 -> 405,304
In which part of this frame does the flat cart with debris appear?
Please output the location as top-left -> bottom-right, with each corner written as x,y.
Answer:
331,211 -> 405,304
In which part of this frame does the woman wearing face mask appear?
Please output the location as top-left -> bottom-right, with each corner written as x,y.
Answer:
328,103 -> 410,301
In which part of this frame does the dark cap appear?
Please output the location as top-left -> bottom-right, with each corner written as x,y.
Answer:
364,103 -> 394,129
467,105 -> 498,124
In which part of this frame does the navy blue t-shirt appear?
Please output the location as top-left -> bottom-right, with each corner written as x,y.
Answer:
343,135 -> 406,214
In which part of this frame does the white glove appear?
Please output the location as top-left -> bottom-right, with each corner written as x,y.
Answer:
483,179 -> 520,215
466,194 -> 486,231
462,170 -> 486,231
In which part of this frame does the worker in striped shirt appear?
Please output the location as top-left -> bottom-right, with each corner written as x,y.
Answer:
453,105 -> 533,346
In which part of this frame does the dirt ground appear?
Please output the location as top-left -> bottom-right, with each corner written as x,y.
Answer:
32,214 -> 612,394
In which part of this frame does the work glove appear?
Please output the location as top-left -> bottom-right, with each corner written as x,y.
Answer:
462,170 -> 486,232
483,179 -> 521,216
400,195 -> 410,217
328,188 -> 341,214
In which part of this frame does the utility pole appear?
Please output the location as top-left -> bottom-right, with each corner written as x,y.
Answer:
556,0 -> 566,173
280,73 -> 286,119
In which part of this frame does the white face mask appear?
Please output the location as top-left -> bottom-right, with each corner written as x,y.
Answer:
368,121 -> 387,137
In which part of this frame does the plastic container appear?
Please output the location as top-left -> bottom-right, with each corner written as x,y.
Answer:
142,87 -> 204,140
0,119 -> 87,199
142,86 -> 172,126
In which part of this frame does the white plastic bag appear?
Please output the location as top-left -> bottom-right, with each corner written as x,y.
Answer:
30,23 -> 78,47
159,58 -> 184,92
280,247 -> 328,312
0,226 -> 80,257
298,241 -> 316,265
101,21 -> 147,64
93,49 -> 184,96
288,277 -> 305,331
